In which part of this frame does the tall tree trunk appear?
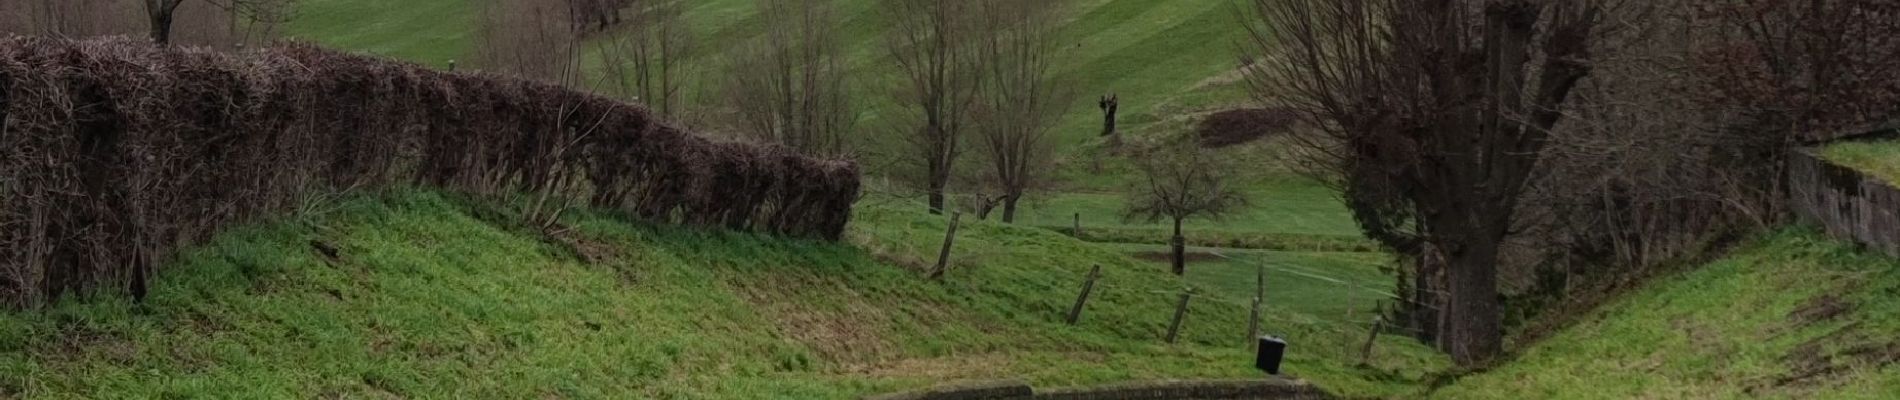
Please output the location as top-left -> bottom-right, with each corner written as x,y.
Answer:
1409,248 -> 1443,345
1170,217 -> 1186,276
147,0 -> 179,45
927,163 -> 947,215
1000,193 -> 1020,223
1441,235 -> 1502,365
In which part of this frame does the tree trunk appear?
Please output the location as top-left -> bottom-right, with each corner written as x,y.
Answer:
147,0 -> 178,45
1408,243 -> 1444,346
926,162 -> 947,215
1441,237 -> 1502,365
1170,217 -> 1186,276
1000,194 -> 1020,223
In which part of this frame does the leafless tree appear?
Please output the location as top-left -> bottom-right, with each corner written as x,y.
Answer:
475,0 -> 582,85
1246,0 -> 1623,365
883,0 -> 984,214
1124,141 -> 1248,276
972,0 -> 1072,223
565,0 -> 627,33
5,0 -> 282,49
1696,0 -> 1900,141
2,0 -> 138,37
598,0 -> 690,119
143,0 -> 294,46
723,0 -> 853,157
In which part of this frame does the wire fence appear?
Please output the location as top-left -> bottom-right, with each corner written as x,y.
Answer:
859,189 -> 1442,350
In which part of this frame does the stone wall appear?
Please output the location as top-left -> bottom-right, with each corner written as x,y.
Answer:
861,379 -> 1329,400
1788,149 -> 1900,257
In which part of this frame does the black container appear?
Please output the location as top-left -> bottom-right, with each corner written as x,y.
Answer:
1255,336 -> 1287,375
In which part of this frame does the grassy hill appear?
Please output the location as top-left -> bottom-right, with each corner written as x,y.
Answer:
1432,229 -> 1900,399
0,190 -> 1443,398
282,0 -> 1344,237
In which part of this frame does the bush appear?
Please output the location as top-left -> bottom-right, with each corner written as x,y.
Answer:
0,36 -> 860,307
1195,107 -> 1297,148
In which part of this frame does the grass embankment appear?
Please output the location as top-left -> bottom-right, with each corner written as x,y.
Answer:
1433,229 -> 1900,399
1821,140 -> 1900,186
0,190 -> 1441,398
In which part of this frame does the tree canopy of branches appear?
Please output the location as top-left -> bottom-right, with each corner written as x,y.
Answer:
1123,141 -> 1248,276
883,0 -> 984,215
1697,0 -> 1900,141
2,0 -> 287,48
599,0 -> 690,119
475,0 -> 582,85
143,0 -> 294,46
972,0 -> 1072,223
724,0 -> 852,158
1246,0 -> 1618,365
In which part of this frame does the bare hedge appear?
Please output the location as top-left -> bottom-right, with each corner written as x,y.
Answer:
1197,108 -> 1297,148
0,36 -> 860,307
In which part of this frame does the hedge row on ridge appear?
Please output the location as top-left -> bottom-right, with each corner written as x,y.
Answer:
0,36 -> 860,307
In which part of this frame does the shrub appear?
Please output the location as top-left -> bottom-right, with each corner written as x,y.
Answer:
1195,107 -> 1297,148
0,36 -> 860,307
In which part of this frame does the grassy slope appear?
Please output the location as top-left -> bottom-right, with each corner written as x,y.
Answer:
283,0 -> 476,68
0,190 -> 1441,398
1433,229 -> 1900,399
1822,140 -> 1900,185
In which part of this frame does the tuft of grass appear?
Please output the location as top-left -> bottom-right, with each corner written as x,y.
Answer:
1431,228 -> 1900,399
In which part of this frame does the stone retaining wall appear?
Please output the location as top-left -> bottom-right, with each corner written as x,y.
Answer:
862,379 -> 1329,400
1788,149 -> 1900,257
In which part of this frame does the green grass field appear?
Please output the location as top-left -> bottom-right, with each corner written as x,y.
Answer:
1432,229 -> 1900,399
1111,244 -> 1398,319
0,190 -> 1443,398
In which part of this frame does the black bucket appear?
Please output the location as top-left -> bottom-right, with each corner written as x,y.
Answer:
1255,335 -> 1287,375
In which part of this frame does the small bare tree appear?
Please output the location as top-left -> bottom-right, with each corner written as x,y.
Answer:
973,0 -> 1072,223
143,0 -> 293,46
3,0 -> 140,37
598,0 -> 689,119
724,0 -> 853,157
1124,141 -> 1248,276
475,0 -> 582,85
884,0 -> 984,214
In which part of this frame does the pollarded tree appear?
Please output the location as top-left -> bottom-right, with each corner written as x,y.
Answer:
1245,0 -> 1623,365
1124,141 -> 1248,276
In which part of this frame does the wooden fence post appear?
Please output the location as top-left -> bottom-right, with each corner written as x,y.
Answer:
930,212 -> 962,280
1166,290 -> 1193,344
1066,265 -> 1103,325
1359,301 -> 1385,366
1072,213 -> 1082,236
1247,263 -> 1263,349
